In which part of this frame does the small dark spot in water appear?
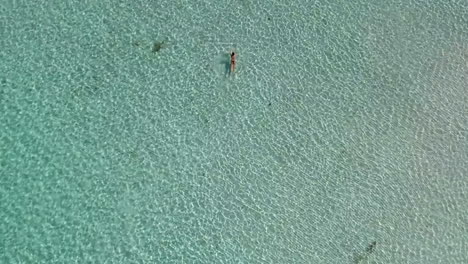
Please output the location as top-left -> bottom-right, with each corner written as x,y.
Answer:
268,102 -> 272,106
133,41 -> 141,47
152,40 -> 166,53
322,18 -> 327,25
366,241 -> 377,254
1,78 -> 6,84
268,17 -> 271,21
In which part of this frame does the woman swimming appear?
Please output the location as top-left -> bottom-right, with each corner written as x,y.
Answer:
230,51 -> 237,74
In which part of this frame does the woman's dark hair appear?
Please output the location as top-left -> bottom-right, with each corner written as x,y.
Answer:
231,52 -> 235,56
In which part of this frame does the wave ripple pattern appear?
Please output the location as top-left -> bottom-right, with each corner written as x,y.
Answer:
1,0 -> 467,263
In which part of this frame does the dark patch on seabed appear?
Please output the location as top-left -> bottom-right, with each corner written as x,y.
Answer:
0,78 -> 8,102
353,241 -> 377,263
152,39 -> 168,53
366,241 -> 377,254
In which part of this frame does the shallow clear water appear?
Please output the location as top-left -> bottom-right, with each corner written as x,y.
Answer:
1,0 -> 467,263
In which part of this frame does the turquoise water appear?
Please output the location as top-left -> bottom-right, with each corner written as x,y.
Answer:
1,0 -> 467,263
